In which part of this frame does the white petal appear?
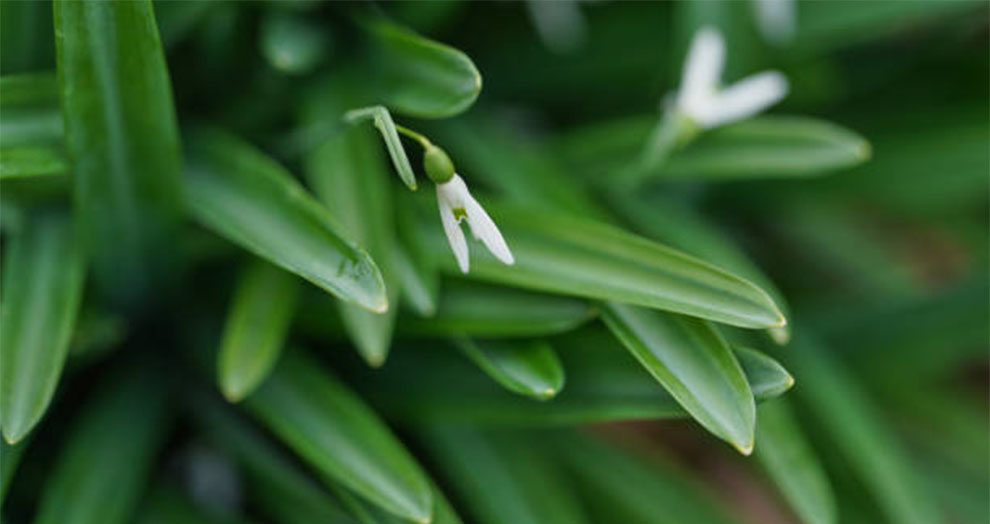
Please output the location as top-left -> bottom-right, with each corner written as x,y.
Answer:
463,192 -> 514,266
753,0 -> 796,45
703,71 -> 788,128
436,188 -> 469,273
678,26 -> 724,113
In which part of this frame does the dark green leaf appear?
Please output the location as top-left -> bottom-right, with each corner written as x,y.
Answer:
54,0 -> 184,304
34,368 -> 170,524
1,211 -> 85,443
603,304 -> 756,453
244,351 -> 433,523
185,127 -> 387,313
456,338 -> 565,400
363,17 -> 481,118
218,260 -> 300,402
754,399 -> 837,524
0,438 -> 28,505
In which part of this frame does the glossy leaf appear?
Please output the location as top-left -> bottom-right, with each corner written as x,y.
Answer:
54,0 -> 183,304
754,399 -> 837,524
559,115 -> 869,180
736,346 -> 793,399
416,200 -> 785,329
34,369 -> 169,524
399,280 -> 594,338
456,338 -> 565,400
1,212 -> 85,444
305,98 -> 399,366
603,303 -> 756,453
355,328 -> 791,425
363,17 -> 481,118
557,433 -> 740,524
420,427 -> 590,524
185,127 -> 387,313
243,352 -> 433,523
785,335 -> 939,524
218,260 -> 300,402
609,194 -> 792,344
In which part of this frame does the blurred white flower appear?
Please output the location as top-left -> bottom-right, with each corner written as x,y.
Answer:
436,174 -> 514,273
752,0 -> 796,45
676,27 -> 789,129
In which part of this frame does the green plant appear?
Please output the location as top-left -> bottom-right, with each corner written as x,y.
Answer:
1,1 -> 987,524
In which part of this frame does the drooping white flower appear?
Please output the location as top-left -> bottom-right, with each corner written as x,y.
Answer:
435,174 -> 514,273
752,0 -> 796,46
676,27 -> 789,129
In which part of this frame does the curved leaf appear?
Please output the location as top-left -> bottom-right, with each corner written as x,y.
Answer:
603,304 -> 756,453
244,352 -> 433,523
218,260 -> 300,402
363,17 -> 481,118
456,338 -> 565,400
418,201 -> 785,329
54,0 -> 183,304
185,128 -> 387,313
736,346 -> 793,399
1,212 -> 85,444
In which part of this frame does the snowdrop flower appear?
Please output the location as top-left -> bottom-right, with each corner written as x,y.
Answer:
676,27 -> 789,129
425,145 -> 514,274
752,0 -> 796,45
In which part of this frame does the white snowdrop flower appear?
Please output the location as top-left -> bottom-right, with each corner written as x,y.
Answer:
435,174 -> 514,273
676,27 -> 789,129
752,0 -> 796,45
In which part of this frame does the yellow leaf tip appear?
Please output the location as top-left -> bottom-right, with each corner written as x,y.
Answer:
737,441 -> 754,456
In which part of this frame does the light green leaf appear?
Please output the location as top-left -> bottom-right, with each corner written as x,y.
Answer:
417,201 -> 785,329
195,397 -> 356,524
356,328 -> 791,425
456,338 -> 565,400
34,368 -> 170,524
243,351 -> 433,523
331,481 -> 462,524
218,260 -> 300,402
603,303 -> 756,453
785,335 -> 939,524
185,127 -> 387,313
305,98 -> 399,367
419,427 -> 590,524
343,105 -> 417,190
609,194 -> 791,344
559,115 -> 869,180
736,347 -> 793,399
557,433 -> 741,524
399,280 -> 594,338
362,17 -> 481,118
260,11 -> 329,75
54,0 -> 184,305
0,144 -> 68,179
754,399 -> 837,524
1,211 -> 85,444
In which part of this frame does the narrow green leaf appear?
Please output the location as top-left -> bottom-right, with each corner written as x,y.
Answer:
244,351 -> 433,523
456,338 -> 565,400
356,328 -> 790,425
394,193 -> 439,315
0,144 -> 68,178
785,335 -> 939,524
218,260 -> 300,402
417,201 -> 786,329
331,481 -> 462,524
34,368 -> 170,524
603,303 -> 756,453
260,11 -> 329,75
0,72 -> 62,145
305,98 -> 399,366
609,194 -> 792,344
54,0 -> 183,304
558,115 -> 869,180
343,105 -> 417,190
0,438 -> 28,505
557,433 -> 741,524
194,398 -> 357,524
185,127 -> 387,313
419,427 -> 591,524
363,17 -> 481,118
399,280 -> 594,338
1,211 -> 85,444
736,347 -> 793,399
754,399 -> 837,524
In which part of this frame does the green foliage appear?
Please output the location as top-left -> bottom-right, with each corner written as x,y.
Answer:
1,2 -> 986,524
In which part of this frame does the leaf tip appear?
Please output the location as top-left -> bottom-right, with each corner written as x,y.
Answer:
736,440 -> 754,456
